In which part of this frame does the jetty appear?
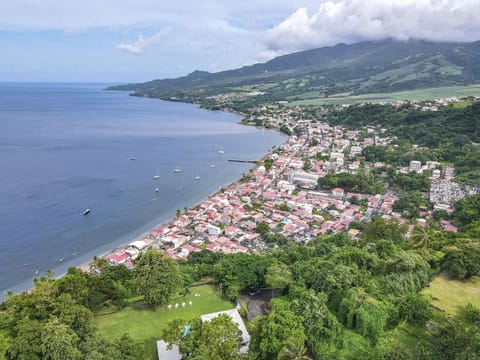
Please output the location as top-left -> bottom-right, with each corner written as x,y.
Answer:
228,159 -> 259,164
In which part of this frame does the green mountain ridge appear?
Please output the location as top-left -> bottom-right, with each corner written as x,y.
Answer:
108,39 -> 480,107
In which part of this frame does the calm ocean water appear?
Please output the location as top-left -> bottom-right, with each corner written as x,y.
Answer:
0,83 -> 284,296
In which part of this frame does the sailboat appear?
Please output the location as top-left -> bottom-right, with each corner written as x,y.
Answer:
173,165 -> 182,173
153,170 -> 160,180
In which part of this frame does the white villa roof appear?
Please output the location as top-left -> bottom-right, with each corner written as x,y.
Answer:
200,308 -> 250,352
157,340 -> 181,360
157,308 -> 250,358
129,239 -> 148,250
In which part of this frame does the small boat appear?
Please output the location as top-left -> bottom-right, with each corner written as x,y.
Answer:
58,258 -> 65,263
218,150 -> 224,155
153,171 -> 160,180
130,156 -> 136,160
83,202 -> 91,216
155,186 -> 159,193
193,175 -> 200,180
34,270 -> 39,276
173,165 -> 182,173
209,164 -> 215,168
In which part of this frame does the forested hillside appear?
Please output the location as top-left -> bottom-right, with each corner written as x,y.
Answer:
108,39 -> 480,110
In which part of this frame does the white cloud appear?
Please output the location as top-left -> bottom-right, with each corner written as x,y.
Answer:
2,0 -> 480,82
266,0 -> 480,52
116,29 -> 170,54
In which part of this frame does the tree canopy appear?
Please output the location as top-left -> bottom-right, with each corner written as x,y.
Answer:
134,250 -> 182,306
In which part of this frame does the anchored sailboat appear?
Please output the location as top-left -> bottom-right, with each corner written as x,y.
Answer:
83,203 -> 91,216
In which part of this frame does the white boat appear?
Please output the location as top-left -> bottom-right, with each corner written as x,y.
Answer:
218,150 -> 224,155
153,171 -> 160,180
193,175 -> 200,180
173,165 -> 182,173
83,203 -> 91,216
130,156 -> 136,160
58,258 -> 65,263
209,164 -> 215,168
155,186 -> 159,193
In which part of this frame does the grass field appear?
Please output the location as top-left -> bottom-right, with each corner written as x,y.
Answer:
424,274 -> 480,315
94,285 -> 234,359
288,85 -> 480,106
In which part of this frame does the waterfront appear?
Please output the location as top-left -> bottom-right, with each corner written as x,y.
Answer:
0,83 -> 284,296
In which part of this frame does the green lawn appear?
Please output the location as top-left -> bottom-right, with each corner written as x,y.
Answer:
288,85 -> 480,106
94,285 -> 234,359
424,274 -> 480,315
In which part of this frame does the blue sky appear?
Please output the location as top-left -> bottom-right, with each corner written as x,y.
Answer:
1,0 -> 479,83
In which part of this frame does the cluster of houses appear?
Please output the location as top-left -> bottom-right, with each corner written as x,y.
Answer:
76,98 -> 479,359
94,120 -> 402,269
87,99 -> 478,271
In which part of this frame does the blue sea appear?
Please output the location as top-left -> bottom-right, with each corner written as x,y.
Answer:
0,83 -> 284,297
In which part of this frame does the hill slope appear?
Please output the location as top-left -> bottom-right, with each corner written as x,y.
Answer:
109,39 -> 480,109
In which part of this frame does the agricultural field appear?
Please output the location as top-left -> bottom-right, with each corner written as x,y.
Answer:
288,85 -> 480,106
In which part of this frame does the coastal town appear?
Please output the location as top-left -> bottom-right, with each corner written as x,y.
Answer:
6,4 -> 480,358
91,97 -> 478,271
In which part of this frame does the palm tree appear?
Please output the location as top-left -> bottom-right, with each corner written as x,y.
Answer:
410,225 -> 435,251
277,338 -> 312,360
45,268 -> 54,280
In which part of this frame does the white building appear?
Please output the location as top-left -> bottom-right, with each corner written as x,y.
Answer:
409,160 -> 422,173
157,308 -> 250,359
288,171 -> 319,185
444,166 -> 455,179
201,308 -> 250,353
207,224 -> 222,236
350,146 -> 362,157
430,179 -> 464,205
157,341 -> 181,360
330,152 -> 344,160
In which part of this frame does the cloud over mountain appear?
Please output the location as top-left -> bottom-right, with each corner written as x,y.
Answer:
266,0 -> 480,52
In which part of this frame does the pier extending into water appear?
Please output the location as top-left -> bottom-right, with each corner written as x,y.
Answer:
228,159 -> 259,164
